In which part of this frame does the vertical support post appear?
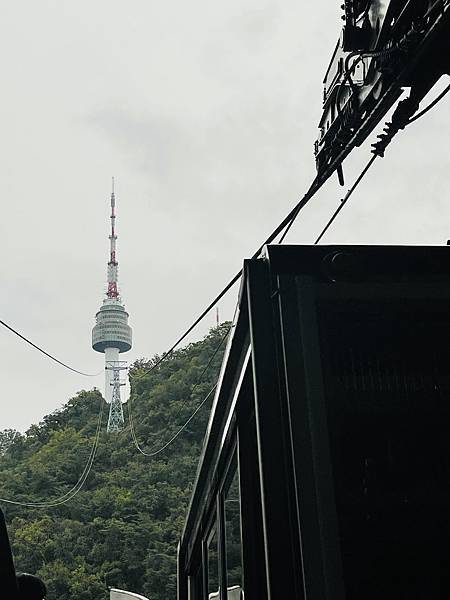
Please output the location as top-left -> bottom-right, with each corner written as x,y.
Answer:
245,259 -> 302,600
237,408 -> 267,600
177,541 -> 188,600
217,494 -> 227,600
277,275 -> 345,600
0,509 -> 19,600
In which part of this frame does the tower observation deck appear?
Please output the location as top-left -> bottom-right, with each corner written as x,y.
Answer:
92,181 -> 132,432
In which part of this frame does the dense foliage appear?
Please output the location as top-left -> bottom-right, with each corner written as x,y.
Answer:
0,324 -> 229,600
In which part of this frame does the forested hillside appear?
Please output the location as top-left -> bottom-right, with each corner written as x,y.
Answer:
0,323 -> 229,600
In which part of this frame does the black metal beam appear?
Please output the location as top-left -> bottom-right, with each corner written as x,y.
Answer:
237,396 -> 267,600
0,509 -> 19,600
246,258 -> 302,600
277,274 -> 345,600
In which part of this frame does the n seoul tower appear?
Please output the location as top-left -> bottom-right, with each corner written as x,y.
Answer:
92,180 -> 132,432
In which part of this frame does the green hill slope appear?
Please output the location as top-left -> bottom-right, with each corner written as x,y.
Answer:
0,323 -> 229,600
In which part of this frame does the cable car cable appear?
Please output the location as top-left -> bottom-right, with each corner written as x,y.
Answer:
131,150 -> 378,380
407,82 -> 450,125
125,142 -> 403,460
0,398 -> 104,508
130,176 -> 321,380
313,77 -> 449,244
128,153 -> 374,459
0,319 -> 102,377
314,154 -> 378,244
128,324 -> 232,456
128,384 -> 217,458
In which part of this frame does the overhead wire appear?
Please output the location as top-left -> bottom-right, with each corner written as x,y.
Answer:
127,151 -> 380,458
407,82 -> 450,125
0,401 -> 103,507
130,44 -> 448,378
11,71 -> 440,469
129,384 -> 217,458
314,154 -> 378,244
127,143 -> 389,460
128,323 -> 232,457
287,75 -> 449,244
128,153 -> 379,457
0,319 -> 102,377
130,176 -> 320,381
7,54 -> 444,473
19,71 -> 439,469
0,397 -> 104,508
3,18 -> 447,502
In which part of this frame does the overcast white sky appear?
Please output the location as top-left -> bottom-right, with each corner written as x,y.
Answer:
0,1 -> 448,431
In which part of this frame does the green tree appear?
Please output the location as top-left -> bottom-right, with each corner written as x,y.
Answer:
0,324 -> 229,600
0,429 -> 22,455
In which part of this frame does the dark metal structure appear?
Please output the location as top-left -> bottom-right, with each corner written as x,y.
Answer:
178,244 -> 450,600
315,0 -> 450,176
0,508 -> 19,599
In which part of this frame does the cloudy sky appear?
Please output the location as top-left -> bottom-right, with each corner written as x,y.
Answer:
0,1 -> 448,431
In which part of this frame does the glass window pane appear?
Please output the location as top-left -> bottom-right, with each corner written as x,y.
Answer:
224,461 -> 243,599
188,564 -> 202,600
207,524 -> 219,599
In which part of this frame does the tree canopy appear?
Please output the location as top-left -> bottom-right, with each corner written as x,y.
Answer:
0,323 -> 229,600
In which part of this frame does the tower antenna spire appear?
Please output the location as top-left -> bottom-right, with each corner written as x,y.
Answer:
107,177 -> 119,300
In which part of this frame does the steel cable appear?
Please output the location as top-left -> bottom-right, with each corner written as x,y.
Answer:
407,82 -> 450,125
128,324 -> 232,457
314,154 -> 378,244
0,319 -> 102,377
0,397 -> 104,507
128,384 -> 217,458
129,176 -> 320,381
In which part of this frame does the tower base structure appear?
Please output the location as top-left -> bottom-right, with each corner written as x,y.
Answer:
105,353 -> 128,433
